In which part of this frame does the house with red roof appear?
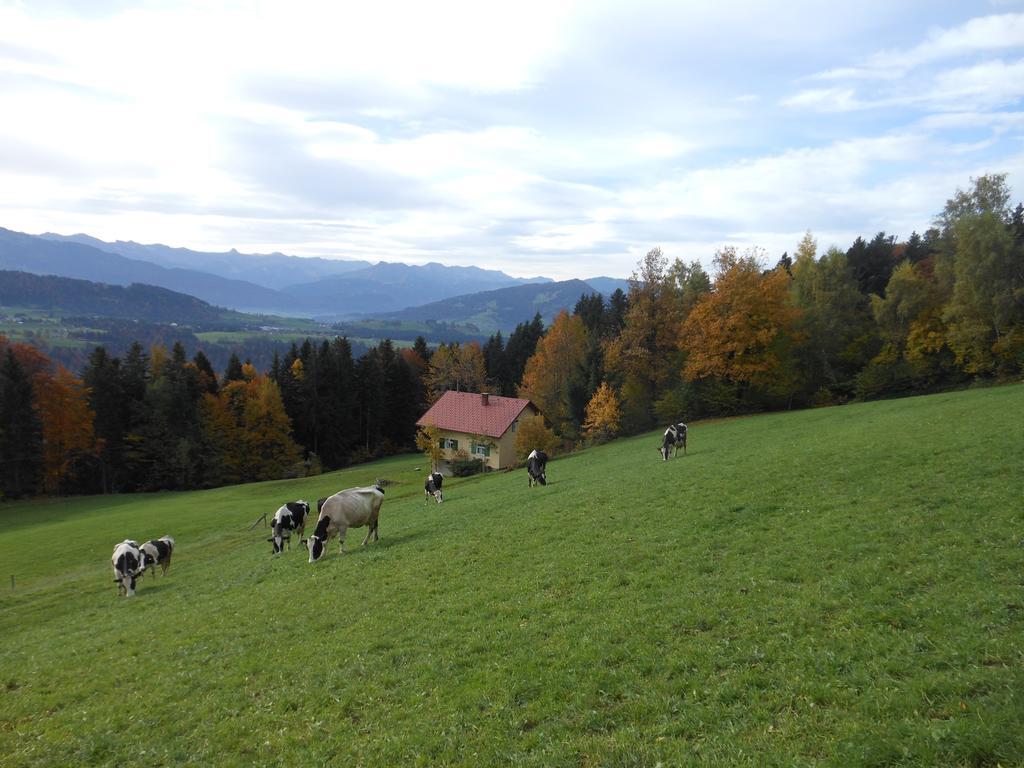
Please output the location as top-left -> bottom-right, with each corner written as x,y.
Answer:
416,391 -> 540,471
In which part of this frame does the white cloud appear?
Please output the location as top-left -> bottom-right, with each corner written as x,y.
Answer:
810,12 -> 1024,80
1,2 -> 1022,285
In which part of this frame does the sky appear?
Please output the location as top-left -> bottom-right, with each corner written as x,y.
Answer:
1,1 -> 1023,281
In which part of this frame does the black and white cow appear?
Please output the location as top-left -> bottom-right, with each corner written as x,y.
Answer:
424,472 -> 444,503
268,500 -> 311,554
527,449 -> 548,487
140,536 -> 175,577
660,422 -> 688,460
112,539 -> 143,597
308,484 -> 385,562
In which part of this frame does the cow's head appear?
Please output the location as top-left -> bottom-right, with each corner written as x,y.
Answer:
268,534 -> 285,555
308,535 -> 326,562
114,573 -> 136,597
433,488 -> 443,503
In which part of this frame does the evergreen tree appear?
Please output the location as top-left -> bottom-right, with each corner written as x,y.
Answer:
412,335 -> 432,363
0,349 -> 43,498
192,350 -> 219,394
847,232 -> 896,297
503,313 -> 545,395
82,346 -> 126,493
224,352 -> 244,384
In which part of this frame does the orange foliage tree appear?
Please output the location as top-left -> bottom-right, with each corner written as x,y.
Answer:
34,366 -> 96,494
680,247 -> 801,390
518,310 -> 588,437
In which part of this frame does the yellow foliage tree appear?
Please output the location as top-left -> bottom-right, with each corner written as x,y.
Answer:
517,310 -> 588,436
199,374 -> 301,484
582,382 -> 622,443
513,413 -> 559,461
414,424 -> 444,471
424,342 -> 487,402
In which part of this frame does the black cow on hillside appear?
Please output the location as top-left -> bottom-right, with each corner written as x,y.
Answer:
660,423 -> 687,460
268,500 -> 311,554
526,449 -> 548,487
424,472 -> 444,503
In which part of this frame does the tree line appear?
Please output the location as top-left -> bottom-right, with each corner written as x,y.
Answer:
510,174 -> 1023,444
1,174 -> 1021,499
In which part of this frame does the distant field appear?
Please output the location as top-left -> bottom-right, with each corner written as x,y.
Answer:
0,307 -> 100,348
1,385 -> 1022,766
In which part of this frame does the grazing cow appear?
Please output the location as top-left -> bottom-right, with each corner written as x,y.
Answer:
140,536 -> 175,577
307,484 -> 386,563
660,422 -> 688,460
424,472 -> 444,503
111,540 -> 143,597
526,449 -> 548,487
268,500 -> 311,554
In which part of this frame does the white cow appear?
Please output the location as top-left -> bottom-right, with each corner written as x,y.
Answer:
307,484 -> 386,562
111,540 -> 143,597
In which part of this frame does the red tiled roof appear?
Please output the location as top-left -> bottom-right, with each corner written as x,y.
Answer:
417,391 -> 536,438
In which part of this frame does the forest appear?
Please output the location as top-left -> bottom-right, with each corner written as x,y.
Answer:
1,174 -> 1021,499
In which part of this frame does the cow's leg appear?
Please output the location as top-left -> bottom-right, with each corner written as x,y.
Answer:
338,527 -> 347,554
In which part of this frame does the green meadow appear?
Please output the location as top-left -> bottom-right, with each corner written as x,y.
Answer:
1,385 -> 1022,766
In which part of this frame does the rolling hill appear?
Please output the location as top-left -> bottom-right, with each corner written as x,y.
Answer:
379,277 -> 601,334
1,385 -> 1022,765
0,270 -> 233,325
284,261 -> 552,319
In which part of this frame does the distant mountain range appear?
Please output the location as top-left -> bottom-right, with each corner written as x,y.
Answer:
0,226 -> 630,328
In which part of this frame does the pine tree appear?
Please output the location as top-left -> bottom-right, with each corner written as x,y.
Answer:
0,348 -> 43,498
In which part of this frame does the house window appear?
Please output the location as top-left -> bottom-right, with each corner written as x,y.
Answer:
472,443 -> 490,457
511,420 -> 517,432
439,438 -> 459,450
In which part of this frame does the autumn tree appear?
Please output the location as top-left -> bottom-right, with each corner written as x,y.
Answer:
35,366 -> 96,494
680,247 -> 801,400
414,424 -> 444,472
582,382 -> 622,443
605,247 -> 709,432
513,413 -> 559,461
518,310 -> 589,438
424,342 -> 487,402
199,373 -> 301,484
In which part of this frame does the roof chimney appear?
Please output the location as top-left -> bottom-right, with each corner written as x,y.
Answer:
481,392 -> 490,406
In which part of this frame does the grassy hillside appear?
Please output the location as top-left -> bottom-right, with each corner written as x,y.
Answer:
1,385 -> 1022,766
